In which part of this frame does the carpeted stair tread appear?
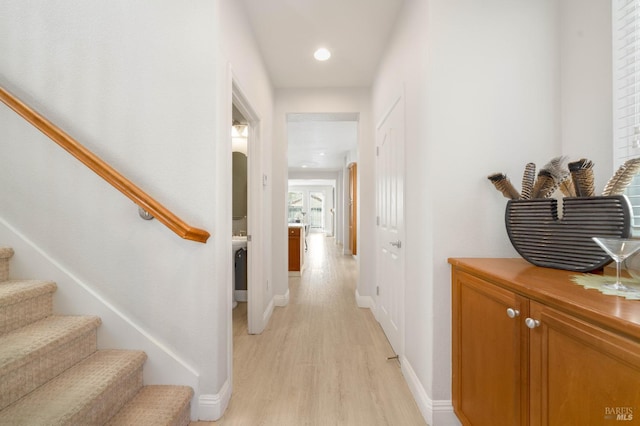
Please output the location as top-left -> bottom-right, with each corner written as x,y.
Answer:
0,349 -> 147,425
0,280 -> 57,335
0,279 -> 57,307
106,385 -> 194,426
0,315 -> 101,410
0,315 -> 101,373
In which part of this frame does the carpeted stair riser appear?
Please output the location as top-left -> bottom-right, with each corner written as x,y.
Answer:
0,247 -> 13,282
105,385 -> 194,426
0,349 -> 146,425
78,353 -> 145,426
0,315 -> 101,410
0,279 -> 57,334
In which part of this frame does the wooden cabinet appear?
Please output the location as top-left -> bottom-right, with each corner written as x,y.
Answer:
529,301 -> 640,425
452,271 -> 529,426
288,225 -> 305,275
450,258 -> 640,426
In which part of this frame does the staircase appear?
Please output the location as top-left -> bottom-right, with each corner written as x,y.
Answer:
0,247 -> 194,425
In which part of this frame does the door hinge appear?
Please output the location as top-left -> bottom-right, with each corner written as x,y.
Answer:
376,146 -> 379,156
376,286 -> 380,296
376,216 -> 380,226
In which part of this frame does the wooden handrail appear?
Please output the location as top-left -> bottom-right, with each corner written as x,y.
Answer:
0,86 -> 210,243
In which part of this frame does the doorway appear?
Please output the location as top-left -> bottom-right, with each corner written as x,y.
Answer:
231,80 -> 263,335
286,112 -> 359,251
231,105 -> 249,310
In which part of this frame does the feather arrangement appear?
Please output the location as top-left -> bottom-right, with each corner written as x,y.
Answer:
488,173 -> 520,199
531,169 -> 558,198
602,158 -> 640,196
542,156 -> 575,197
558,174 -> 576,197
486,155 -> 640,201
568,158 -> 595,197
520,162 -> 536,200
544,156 -> 569,182
543,156 -> 575,197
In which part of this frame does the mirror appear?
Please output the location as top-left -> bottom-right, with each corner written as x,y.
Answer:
233,151 -> 248,219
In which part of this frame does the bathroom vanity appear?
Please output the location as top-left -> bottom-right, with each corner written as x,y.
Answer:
449,258 -> 640,426
288,224 -> 305,276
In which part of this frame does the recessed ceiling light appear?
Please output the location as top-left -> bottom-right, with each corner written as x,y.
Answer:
314,48 -> 331,61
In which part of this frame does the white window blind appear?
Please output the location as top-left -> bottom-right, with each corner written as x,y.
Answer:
613,0 -> 640,230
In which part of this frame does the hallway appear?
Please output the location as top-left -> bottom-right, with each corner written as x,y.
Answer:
202,232 -> 426,425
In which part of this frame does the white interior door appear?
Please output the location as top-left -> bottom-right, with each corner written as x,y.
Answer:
375,94 -> 405,356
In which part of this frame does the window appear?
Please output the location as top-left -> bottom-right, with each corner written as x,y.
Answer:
613,0 -> 640,230
288,191 -> 304,223
309,192 -> 324,229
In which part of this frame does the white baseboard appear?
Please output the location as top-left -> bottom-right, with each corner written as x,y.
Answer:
430,400 -> 460,426
273,288 -> 290,306
355,288 -> 375,311
401,356 -> 460,426
197,379 -> 231,421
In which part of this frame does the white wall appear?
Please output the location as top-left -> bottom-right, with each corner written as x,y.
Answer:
0,0 -> 223,420
373,0 -> 614,423
373,1 -> 435,419
374,0 -> 569,423
426,0 -> 562,407
273,88 -> 375,302
0,0 -> 272,418
559,0 -> 613,191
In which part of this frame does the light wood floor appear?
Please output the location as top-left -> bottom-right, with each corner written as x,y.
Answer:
192,233 -> 426,425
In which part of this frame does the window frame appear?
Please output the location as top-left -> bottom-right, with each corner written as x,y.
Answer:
613,0 -> 640,231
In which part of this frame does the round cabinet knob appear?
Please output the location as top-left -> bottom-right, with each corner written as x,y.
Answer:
506,308 -> 520,318
525,318 -> 541,329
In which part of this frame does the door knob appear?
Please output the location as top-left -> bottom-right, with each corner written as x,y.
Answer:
389,240 -> 402,248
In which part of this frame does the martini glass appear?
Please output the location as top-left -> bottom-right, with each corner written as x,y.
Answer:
592,237 -> 640,292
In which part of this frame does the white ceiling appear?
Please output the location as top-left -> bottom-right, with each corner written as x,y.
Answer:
240,0 -> 404,89
239,0 -> 404,171
287,113 -> 358,171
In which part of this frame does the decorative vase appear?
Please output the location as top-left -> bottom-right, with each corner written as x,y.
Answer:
505,195 -> 633,272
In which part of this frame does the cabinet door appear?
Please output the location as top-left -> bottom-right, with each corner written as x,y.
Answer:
288,228 -> 301,271
453,271 -> 529,426
529,301 -> 640,425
